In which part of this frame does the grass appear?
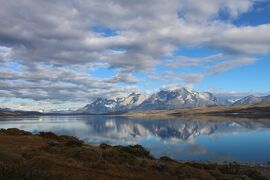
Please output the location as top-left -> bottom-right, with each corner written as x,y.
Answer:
0,128 -> 269,179
0,148 -> 23,163
124,102 -> 270,119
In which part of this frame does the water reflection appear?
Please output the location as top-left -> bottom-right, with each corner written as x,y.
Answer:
0,115 -> 270,163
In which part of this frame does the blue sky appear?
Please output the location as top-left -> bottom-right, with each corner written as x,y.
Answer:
0,0 -> 270,111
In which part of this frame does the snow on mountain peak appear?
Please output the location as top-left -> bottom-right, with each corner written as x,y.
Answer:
76,88 -> 221,114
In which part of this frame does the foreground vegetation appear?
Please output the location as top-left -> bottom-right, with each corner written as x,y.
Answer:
0,128 -> 269,179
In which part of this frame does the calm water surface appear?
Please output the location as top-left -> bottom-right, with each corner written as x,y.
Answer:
0,115 -> 270,163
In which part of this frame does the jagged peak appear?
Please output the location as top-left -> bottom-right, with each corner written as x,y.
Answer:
128,92 -> 138,96
77,88 -> 220,113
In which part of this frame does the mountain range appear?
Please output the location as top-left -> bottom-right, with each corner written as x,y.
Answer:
0,108 -> 13,113
1,88 -> 269,115
76,93 -> 147,114
76,88 -> 219,114
0,108 -> 43,116
232,95 -> 270,106
76,88 -> 270,114
135,88 -> 217,111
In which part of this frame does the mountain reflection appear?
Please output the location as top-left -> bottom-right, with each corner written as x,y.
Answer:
1,115 -> 270,144
78,116 -> 270,144
1,115 -> 270,162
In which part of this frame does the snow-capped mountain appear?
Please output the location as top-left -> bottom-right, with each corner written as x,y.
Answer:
77,88 -> 270,114
233,95 -> 268,106
135,88 -> 217,111
233,95 -> 270,105
213,95 -> 240,106
77,88 -> 218,114
76,98 -> 118,114
117,92 -> 147,108
76,93 -> 147,114
233,95 -> 262,106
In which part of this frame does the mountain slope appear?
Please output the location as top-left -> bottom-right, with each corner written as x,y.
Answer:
233,95 -> 262,106
76,88 -> 219,114
117,93 -> 147,108
233,95 -> 270,106
126,101 -> 270,119
135,88 -> 217,111
76,93 -> 146,114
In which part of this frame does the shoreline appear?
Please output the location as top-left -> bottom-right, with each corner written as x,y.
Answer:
1,102 -> 270,119
123,102 -> 270,119
0,128 -> 270,179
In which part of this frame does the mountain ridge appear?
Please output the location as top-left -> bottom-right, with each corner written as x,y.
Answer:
75,93 -> 147,114
76,88 -> 219,114
2,90 -> 270,116
233,95 -> 270,106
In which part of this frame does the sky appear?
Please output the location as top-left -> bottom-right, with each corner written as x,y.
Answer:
0,0 -> 270,111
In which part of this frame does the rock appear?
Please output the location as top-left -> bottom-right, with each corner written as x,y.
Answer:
48,140 -> 59,146
0,128 -> 32,136
65,138 -> 83,147
123,144 -> 152,158
39,132 -> 58,139
152,162 -> 167,171
100,143 -> 112,149
160,156 -> 175,162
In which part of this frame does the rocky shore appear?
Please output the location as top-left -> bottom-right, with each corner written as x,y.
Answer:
0,128 -> 269,179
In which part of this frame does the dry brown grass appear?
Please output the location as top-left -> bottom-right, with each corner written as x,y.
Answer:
0,128 -> 268,179
125,102 -> 270,119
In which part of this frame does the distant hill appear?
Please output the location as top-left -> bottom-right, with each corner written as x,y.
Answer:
0,109 -> 43,116
126,101 -> 270,119
0,108 -> 13,113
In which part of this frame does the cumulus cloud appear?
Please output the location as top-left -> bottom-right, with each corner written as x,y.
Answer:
0,0 -> 269,109
178,0 -> 253,22
0,0 -> 269,68
0,63 -> 140,103
211,24 -> 270,54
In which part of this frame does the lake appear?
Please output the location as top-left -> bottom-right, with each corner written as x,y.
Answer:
0,115 -> 270,163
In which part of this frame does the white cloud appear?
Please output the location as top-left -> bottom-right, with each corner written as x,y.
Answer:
0,0 -> 269,109
167,53 -> 224,67
208,57 -> 257,74
148,72 -> 204,85
178,0 -> 253,22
